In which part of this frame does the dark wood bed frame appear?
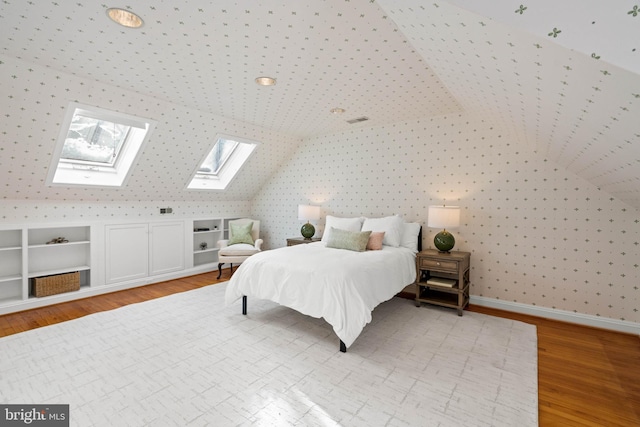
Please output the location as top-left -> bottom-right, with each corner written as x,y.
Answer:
240,227 -> 422,353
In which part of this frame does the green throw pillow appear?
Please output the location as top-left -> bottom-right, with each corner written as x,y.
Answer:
326,227 -> 372,252
228,222 -> 255,246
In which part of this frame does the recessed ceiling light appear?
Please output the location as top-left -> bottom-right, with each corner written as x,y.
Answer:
107,8 -> 144,28
330,108 -> 346,114
255,77 -> 276,86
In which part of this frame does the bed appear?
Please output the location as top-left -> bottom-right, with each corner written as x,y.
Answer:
224,215 -> 422,352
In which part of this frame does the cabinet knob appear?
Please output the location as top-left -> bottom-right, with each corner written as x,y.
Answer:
436,262 -> 441,266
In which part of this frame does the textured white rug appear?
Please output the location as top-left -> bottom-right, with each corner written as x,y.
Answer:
0,283 -> 538,426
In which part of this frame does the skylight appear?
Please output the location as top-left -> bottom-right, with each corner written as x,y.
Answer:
197,138 -> 239,176
47,103 -> 156,188
62,114 -> 129,166
187,135 -> 258,191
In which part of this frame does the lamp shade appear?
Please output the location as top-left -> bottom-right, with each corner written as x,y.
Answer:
427,205 -> 460,229
298,204 -> 320,222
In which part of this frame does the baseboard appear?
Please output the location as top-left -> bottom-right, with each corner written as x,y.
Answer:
470,296 -> 640,336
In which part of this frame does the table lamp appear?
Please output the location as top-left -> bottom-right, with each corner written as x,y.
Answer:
298,204 -> 320,239
428,205 -> 460,252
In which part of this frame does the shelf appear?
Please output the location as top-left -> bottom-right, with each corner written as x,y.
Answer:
28,240 -> 90,249
194,248 -> 219,254
193,218 -> 226,267
0,229 -> 22,249
27,283 -> 90,301
0,275 -> 22,284
416,281 -> 459,293
416,292 -> 459,308
0,295 -> 22,305
28,265 -> 90,279
28,226 -> 90,247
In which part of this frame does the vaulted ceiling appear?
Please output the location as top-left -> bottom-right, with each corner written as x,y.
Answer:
1,0 -> 639,208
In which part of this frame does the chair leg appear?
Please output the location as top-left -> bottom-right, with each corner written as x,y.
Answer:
217,263 -> 223,279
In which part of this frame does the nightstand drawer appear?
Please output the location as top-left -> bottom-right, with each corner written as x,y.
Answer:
419,258 -> 458,272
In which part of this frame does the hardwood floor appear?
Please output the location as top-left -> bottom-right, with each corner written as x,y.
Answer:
1,272 -> 638,426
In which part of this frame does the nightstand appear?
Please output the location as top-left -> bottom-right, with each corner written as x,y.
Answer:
415,249 -> 471,316
286,237 -> 321,246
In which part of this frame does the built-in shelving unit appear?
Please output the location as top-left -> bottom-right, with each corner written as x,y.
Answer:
192,218 -> 241,268
0,225 -> 92,306
27,226 -> 91,297
0,229 -> 23,304
193,219 -> 223,267
0,215 -> 243,315
222,218 -> 238,241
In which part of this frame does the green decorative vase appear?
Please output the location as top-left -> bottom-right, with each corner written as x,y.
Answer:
301,222 -> 315,239
434,230 -> 455,252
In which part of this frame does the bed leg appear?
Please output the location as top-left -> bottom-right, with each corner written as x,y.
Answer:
339,340 -> 346,353
242,295 -> 247,315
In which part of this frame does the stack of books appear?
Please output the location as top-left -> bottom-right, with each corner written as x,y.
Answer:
425,277 -> 457,288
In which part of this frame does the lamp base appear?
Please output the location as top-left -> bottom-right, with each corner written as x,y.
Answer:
434,230 -> 455,252
301,222 -> 315,239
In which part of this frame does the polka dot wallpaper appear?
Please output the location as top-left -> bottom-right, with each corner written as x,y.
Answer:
0,54 -> 301,204
0,200 -> 250,223
445,0 -> 639,75
379,0 -> 640,210
252,113 -> 639,325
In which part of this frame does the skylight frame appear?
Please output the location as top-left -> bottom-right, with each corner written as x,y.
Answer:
186,134 -> 259,191
46,103 -> 156,188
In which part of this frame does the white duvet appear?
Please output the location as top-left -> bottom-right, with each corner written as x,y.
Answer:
224,242 -> 416,348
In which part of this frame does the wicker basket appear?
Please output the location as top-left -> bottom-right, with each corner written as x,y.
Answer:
31,272 -> 80,297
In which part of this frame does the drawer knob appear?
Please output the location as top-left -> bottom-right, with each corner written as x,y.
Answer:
436,262 -> 441,266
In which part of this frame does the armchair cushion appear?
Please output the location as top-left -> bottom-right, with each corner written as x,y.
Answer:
228,221 -> 254,246
219,243 -> 260,257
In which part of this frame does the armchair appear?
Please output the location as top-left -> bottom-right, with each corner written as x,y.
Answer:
217,219 -> 263,279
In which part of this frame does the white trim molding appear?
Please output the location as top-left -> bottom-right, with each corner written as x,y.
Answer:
470,296 -> 640,336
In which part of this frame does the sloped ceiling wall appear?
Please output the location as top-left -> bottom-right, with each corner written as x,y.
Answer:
0,0 -> 639,208
377,0 -> 640,210
0,0 -> 461,203
0,54 -> 301,202
447,0 -> 639,75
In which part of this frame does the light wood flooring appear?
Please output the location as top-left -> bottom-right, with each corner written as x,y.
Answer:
1,271 -> 638,426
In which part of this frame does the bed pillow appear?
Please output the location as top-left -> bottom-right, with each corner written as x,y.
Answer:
321,215 -> 364,243
361,215 -> 403,247
326,227 -> 372,252
228,222 -> 254,246
366,231 -> 385,251
400,222 -> 421,252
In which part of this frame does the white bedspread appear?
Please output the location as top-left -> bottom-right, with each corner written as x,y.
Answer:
224,242 -> 416,348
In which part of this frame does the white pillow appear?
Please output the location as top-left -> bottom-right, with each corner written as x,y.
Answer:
321,215 -> 364,243
401,222 -> 421,252
361,215 -> 404,247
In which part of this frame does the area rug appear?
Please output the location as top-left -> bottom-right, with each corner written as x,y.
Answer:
0,283 -> 538,426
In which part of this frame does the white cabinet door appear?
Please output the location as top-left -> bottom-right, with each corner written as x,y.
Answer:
105,223 -> 148,284
149,221 -> 184,276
